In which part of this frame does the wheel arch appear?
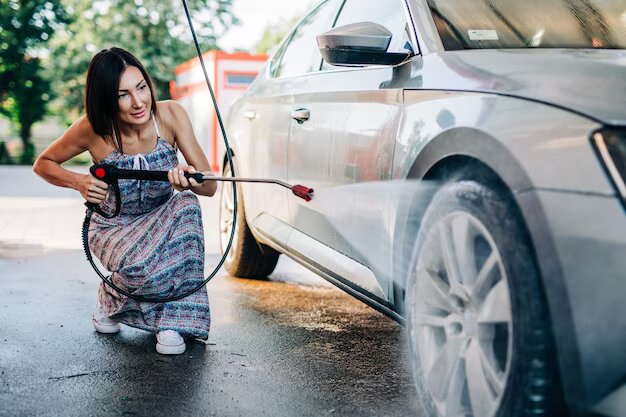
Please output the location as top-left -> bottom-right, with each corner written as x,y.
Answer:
393,128 -> 538,298
392,150 -> 529,313
392,127 -> 581,409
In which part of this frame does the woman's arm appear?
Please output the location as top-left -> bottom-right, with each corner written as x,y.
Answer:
33,116 -> 110,204
164,101 -> 217,197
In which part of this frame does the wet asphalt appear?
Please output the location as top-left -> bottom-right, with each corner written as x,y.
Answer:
0,167 -> 422,417
0,251 -> 421,417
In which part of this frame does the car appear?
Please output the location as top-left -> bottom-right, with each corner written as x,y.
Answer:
218,1 -> 626,416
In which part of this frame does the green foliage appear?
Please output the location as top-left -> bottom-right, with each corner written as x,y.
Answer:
0,0 -> 69,149
0,0 -> 237,164
19,141 -> 35,164
254,15 -> 300,55
48,0 -> 238,123
6,57 -> 51,142
0,141 -> 11,164
0,1 -> 69,98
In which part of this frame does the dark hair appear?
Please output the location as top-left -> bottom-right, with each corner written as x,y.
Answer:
85,47 -> 158,153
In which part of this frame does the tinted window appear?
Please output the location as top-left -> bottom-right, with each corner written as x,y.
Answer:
272,0 -> 340,78
428,0 -> 626,50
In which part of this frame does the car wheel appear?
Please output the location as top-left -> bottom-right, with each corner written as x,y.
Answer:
406,181 -> 563,417
219,162 -> 279,278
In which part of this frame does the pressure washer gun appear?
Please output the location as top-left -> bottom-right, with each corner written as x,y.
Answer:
85,163 -> 315,218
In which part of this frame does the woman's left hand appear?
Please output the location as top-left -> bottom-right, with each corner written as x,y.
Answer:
168,164 -> 201,192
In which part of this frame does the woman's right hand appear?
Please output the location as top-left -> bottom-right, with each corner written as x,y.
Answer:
78,174 -> 109,204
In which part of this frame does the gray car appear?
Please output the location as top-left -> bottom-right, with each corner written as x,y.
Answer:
218,1 -> 626,416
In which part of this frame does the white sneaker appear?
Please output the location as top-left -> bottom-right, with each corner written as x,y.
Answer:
156,330 -> 186,355
92,300 -> 120,334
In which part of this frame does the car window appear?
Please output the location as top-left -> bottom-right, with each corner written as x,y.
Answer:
427,0 -> 626,50
321,0 -> 414,70
271,0 -> 341,79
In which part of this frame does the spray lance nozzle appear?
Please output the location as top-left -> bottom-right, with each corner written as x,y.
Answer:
291,185 -> 314,202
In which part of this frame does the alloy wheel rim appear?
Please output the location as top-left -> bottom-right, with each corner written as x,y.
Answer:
410,211 -> 513,417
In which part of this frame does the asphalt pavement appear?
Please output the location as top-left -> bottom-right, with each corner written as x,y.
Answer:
0,166 -> 421,417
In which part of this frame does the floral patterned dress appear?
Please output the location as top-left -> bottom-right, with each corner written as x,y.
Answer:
88,119 -> 210,339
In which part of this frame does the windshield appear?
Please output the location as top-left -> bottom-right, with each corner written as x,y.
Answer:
427,0 -> 626,50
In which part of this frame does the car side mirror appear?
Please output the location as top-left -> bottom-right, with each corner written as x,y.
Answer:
317,22 -> 412,67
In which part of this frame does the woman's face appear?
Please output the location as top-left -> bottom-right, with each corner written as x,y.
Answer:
117,65 -> 152,126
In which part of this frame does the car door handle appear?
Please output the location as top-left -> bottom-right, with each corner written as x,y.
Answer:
243,110 -> 257,120
290,108 -> 310,123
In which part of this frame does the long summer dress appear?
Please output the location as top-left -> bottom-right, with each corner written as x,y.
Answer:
88,118 -> 210,339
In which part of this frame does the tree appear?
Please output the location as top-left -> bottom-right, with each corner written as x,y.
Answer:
253,1 -> 317,55
48,0 -> 238,122
2,57 -> 51,163
254,15 -> 300,55
0,0 -> 69,162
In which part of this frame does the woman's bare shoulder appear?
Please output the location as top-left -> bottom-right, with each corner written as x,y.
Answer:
36,114 -> 107,165
66,115 -> 100,145
157,100 -> 187,124
69,115 -> 115,161
156,100 -> 189,144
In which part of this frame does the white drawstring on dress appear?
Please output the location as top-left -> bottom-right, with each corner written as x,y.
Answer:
132,153 -> 150,202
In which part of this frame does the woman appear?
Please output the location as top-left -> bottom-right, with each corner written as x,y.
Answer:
33,47 -> 216,355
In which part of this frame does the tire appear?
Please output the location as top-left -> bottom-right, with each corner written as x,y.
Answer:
406,181 -> 564,417
219,162 -> 279,278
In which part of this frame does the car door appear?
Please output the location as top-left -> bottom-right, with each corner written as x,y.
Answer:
286,0 -> 417,299
235,0 -> 342,249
